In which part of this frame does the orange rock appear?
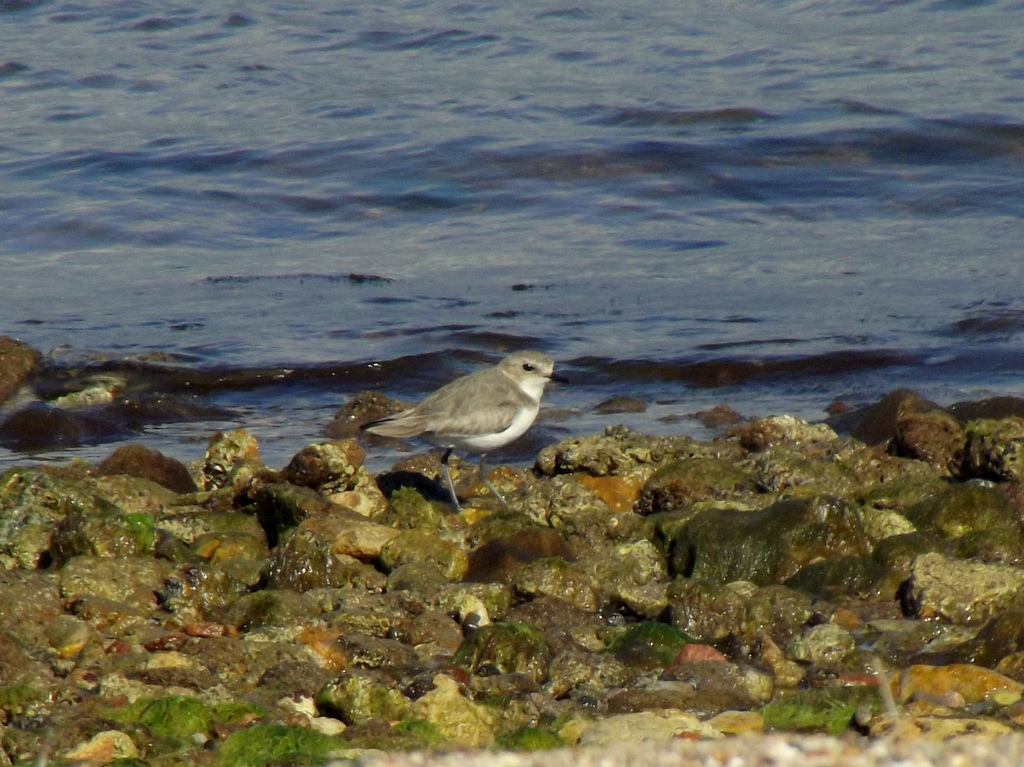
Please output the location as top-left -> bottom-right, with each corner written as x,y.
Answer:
578,474 -> 641,512
891,663 -> 1024,705
832,607 -> 861,631
673,643 -> 727,664
297,625 -> 346,669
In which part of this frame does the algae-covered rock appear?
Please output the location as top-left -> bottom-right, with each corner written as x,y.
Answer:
284,439 -> 388,517
904,482 -> 1017,539
160,562 -> 250,619
962,417 -> 1024,482
740,585 -> 813,644
873,531 -> 955,581
316,670 -> 411,725
60,555 -> 170,611
452,622 -> 551,683
733,415 -> 839,451
139,695 -> 215,740
283,439 -> 365,489
668,496 -> 872,585
784,556 -> 888,600
0,335 -> 40,404
907,551 -> 1024,624
496,726 -> 566,751
787,623 -> 856,670
667,578 -> 747,643
0,467 -> 119,569
606,621 -> 692,671
434,582 -> 513,626
953,525 -> 1024,566
635,457 -> 753,515
952,608 -> 1024,669
263,527 -> 368,592
330,632 -> 421,672
580,538 -> 669,606
891,395 -> 964,475
250,482 -> 351,548
43,613 -> 95,659
761,686 -> 879,735
306,516 -> 400,563
513,557 -> 599,611
199,429 -> 262,492
222,588 -> 319,632
214,722 -> 347,767
50,509 -> 156,563
545,646 -> 632,699
535,426 -> 701,479
408,673 -> 497,747
378,529 -> 468,581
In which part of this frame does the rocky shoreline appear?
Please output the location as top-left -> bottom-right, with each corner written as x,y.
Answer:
4,336 -> 1024,765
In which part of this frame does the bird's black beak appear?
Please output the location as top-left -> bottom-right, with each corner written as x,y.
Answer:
550,372 -> 569,384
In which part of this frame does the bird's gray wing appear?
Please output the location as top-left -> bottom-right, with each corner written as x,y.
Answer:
417,368 -> 527,437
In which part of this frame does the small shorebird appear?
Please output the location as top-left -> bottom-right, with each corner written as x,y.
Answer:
362,350 -> 566,510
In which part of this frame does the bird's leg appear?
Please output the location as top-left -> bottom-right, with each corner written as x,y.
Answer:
439,448 -> 461,511
478,453 -> 509,508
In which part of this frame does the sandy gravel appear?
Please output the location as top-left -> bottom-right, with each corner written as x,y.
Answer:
351,734 -> 1024,767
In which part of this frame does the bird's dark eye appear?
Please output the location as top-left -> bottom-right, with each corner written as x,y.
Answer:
522,363 -> 535,372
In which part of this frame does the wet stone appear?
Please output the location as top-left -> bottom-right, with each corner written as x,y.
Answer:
635,457 -> 753,516
316,669 -> 411,725
783,556 -> 888,600
891,396 -> 965,475
513,557 -> 599,612
325,390 -> 406,439
95,443 -> 198,493
667,578 -> 747,643
222,588 -> 319,632
668,495 -> 872,585
952,608 -> 1024,669
452,622 -> 551,683
0,402 -> 127,451
0,335 -> 40,404
282,439 -> 365,488
199,428 -> 262,492
827,388 -> 929,446
464,527 -> 573,583
606,621 -> 692,672
907,551 -> 1024,624
60,555 -> 170,612
262,527 -> 368,592
50,509 -> 156,563
961,417 -> 1024,483
593,395 -> 648,415
378,529 -> 468,581
904,481 -> 1017,539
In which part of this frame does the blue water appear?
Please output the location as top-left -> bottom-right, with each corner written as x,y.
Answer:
3,0 -> 1024,469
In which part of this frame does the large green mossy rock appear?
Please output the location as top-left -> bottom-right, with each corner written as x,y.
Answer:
668,495 -> 872,585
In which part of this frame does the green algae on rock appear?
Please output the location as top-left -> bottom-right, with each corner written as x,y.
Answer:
667,495 -> 873,585
452,622 -> 551,683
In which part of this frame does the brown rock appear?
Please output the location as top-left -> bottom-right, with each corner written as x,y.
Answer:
326,390 -> 406,439
891,663 -> 1023,706
0,336 -> 40,405
891,395 -> 964,474
465,528 -> 572,583
96,443 -> 197,494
